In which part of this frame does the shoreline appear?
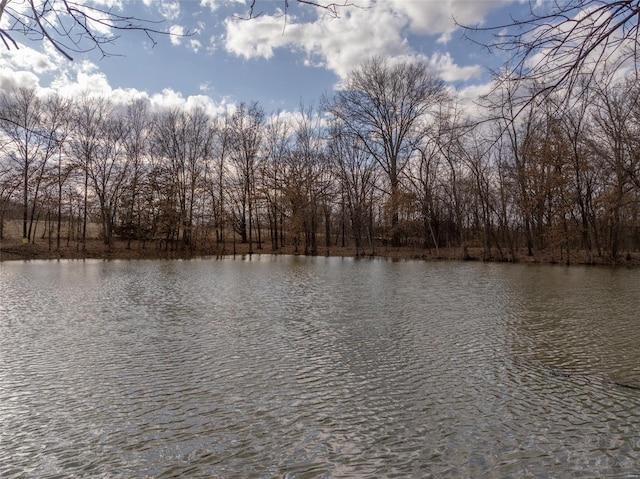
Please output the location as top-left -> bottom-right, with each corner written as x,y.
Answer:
1,238 -> 639,267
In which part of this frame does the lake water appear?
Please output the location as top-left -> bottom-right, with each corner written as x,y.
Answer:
1,256 -> 639,478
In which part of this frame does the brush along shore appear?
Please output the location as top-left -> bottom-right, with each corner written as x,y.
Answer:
1,237 -> 638,266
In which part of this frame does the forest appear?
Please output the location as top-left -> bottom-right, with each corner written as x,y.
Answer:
1,56 -> 640,264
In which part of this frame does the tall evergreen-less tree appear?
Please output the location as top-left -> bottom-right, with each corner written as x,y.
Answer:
326,57 -> 446,246
228,102 -> 264,254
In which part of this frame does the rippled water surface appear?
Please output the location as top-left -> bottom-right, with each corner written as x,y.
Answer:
1,256 -> 639,478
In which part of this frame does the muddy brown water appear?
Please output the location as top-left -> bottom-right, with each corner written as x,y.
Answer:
1,256 -> 639,478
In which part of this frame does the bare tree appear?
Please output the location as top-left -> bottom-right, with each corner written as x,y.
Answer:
44,93 -> 73,252
490,78 -> 537,256
261,112 -> 292,251
0,87 -> 67,243
588,77 -> 640,260
67,96 -> 133,249
556,85 -> 599,259
327,120 -> 378,254
88,108 -> 131,249
152,107 -> 212,250
0,86 -> 40,243
409,102 -> 471,256
228,102 -> 264,254
0,142 -> 20,241
119,98 -> 150,249
285,103 -> 332,255
325,57 -> 446,246
68,94 -> 111,251
205,112 -> 234,252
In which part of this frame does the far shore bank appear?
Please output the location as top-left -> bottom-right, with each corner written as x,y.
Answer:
1,237 -> 639,267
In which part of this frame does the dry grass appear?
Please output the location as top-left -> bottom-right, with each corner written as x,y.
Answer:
2,218 -> 638,265
1,235 -> 639,266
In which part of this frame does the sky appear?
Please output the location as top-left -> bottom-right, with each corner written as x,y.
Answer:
0,0 -> 534,115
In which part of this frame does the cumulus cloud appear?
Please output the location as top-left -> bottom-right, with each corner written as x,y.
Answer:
388,0 -> 515,36
0,34 -> 231,118
0,40 -> 70,94
170,24 -> 186,45
0,44 -> 57,74
453,81 -> 495,118
48,60 -> 114,98
223,0 -> 502,82
225,15 -> 288,60
150,88 -> 230,117
0,70 -> 41,92
426,52 -> 483,82
225,4 -> 408,79
49,63 -> 229,115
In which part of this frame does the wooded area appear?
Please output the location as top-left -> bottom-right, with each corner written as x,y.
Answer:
1,56 -> 640,264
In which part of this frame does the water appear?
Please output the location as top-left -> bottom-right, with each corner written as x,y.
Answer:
1,256 -> 639,478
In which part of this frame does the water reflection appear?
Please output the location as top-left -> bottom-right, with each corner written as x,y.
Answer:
1,257 -> 639,478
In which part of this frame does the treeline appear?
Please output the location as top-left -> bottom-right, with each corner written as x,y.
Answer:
1,58 -> 640,262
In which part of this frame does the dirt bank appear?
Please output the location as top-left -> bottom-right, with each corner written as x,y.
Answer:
1,237 -> 638,266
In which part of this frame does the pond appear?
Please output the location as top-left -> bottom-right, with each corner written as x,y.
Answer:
1,256 -> 639,478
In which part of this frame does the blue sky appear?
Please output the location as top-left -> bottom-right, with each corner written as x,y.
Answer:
0,0 -> 531,114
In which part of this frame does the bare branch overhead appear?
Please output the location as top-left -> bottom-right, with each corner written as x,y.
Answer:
461,0 -> 640,109
0,0 -> 188,60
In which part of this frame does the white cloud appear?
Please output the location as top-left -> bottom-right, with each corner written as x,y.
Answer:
3,55 -> 144,108
108,88 -> 150,105
225,15 -> 286,60
225,4 -> 408,79
200,0 -> 246,13
169,25 -> 202,52
89,0 -> 124,8
150,88 -> 229,117
427,52 -> 483,82
224,1 -> 488,83
0,35 -> 232,117
0,43 -> 57,74
200,0 -> 220,11
0,69 -> 41,92
170,24 -> 185,45
454,82 -> 495,118
49,60 -> 113,98
159,1 -> 181,21
190,39 -> 203,53
388,0 -> 515,36
0,41 -> 74,95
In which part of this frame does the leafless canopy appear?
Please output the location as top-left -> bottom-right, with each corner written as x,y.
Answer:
464,0 -> 640,104
0,0 -> 172,60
